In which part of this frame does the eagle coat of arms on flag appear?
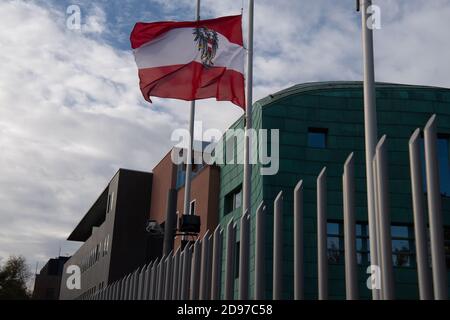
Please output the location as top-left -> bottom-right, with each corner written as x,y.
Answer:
130,15 -> 245,108
193,27 -> 219,67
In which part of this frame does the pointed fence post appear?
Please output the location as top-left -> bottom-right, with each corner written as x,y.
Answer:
200,231 -> 212,300
172,249 -> 180,300
294,181 -> 304,300
130,269 -> 137,300
409,129 -> 433,300
117,278 -> 123,300
113,282 -> 118,300
143,262 -> 151,300
273,191 -> 283,300
224,220 -> 236,300
181,245 -> 192,300
343,153 -> 358,300
134,268 -> 140,300
375,136 -> 395,300
138,265 -> 145,300
211,226 -> 223,300
164,253 -> 173,300
149,259 -> 158,300
254,202 -> 266,300
157,257 -> 166,300
239,212 -> 250,300
317,168 -> 328,300
372,151 -> 383,299
178,250 -> 185,300
190,240 -> 202,300
123,274 -> 130,300
424,115 -> 448,300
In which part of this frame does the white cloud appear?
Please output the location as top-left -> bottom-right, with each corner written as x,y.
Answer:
0,0 -> 242,282
1,0 -> 450,289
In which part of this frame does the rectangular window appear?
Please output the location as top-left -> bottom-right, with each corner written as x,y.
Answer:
327,222 -> 343,264
356,224 -> 370,265
420,135 -> 450,196
224,185 -> 242,215
391,225 -> 414,267
95,244 -> 99,262
437,135 -> 450,197
190,200 -> 196,215
445,227 -> 450,268
308,128 -> 328,148
105,235 -> 109,255
106,192 -> 114,213
326,222 -> 415,268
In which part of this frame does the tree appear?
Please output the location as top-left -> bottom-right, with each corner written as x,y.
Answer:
0,256 -> 31,300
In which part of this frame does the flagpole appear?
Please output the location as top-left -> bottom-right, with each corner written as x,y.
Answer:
242,0 -> 254,216
360,0 -> 380,300
183,0 -> 201,218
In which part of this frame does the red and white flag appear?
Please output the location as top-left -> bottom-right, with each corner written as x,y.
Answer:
130,15 -> 246,109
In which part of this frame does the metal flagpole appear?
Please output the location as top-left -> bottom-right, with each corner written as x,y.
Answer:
359,0 -> 380,300
242,0 -> 254,216
183,0 -> 201,217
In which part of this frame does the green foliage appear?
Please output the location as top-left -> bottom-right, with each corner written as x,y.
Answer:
0,256 -> 31,300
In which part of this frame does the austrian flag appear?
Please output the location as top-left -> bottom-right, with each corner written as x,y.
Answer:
130,15 -> 246,109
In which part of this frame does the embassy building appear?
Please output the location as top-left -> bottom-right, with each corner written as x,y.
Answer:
216,81 -> 450,299
56,81 -> 450,300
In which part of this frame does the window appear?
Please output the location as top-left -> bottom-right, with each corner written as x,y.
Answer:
420,134 -> 450,196
326,221 -> 415,267
391,225 -> 414,267
106,192 -> 114,213
190,200 -> 196,215
95,244 -> 100,261
327,222 -> 342,264
437,135 -> 450,197
445,227 -> 450,269
356,224 -> 370,265
224,185 -> 242,215
104,235 -> 109,255
308,128 -> 328,148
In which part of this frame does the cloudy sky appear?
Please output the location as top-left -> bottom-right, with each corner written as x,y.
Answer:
0,0 -> 449,287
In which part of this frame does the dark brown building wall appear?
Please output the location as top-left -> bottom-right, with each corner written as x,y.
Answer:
33,275 -> 62,300
149,151 -> 177,223
175,165 -> 220,250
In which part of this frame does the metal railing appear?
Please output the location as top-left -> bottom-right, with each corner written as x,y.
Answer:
88,115 -> 447,301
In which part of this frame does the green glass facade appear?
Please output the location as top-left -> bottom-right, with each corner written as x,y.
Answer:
217,81 -> 450,299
